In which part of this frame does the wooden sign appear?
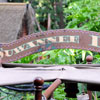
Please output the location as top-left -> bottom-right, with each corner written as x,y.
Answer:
0,29 -> 100,63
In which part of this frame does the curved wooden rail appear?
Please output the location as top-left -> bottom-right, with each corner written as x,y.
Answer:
0,29 -> 100,63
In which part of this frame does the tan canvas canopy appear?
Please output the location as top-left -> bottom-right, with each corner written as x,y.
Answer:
0,3 -> 35,43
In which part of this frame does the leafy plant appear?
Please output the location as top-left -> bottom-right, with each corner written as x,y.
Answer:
64,0 -> 100,32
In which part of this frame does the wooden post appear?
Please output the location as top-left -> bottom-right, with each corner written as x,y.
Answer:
34,77 -> 44,100
43,79 -> 62,99
47,13 -> 51,30
86,55 -> 93,100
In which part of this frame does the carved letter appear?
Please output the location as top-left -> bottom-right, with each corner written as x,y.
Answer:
22,43 -> 32,50
90,35 -> 100,47
5,50 -> 14,57
0,51 -> 4,58
37,39 -> 45,45
70,36 -> 79,43
47,37 -> 56,43
13,46 -> 24,54
70,36 -> 75,42
59,36 -> 64,42
27,42 -> 36,47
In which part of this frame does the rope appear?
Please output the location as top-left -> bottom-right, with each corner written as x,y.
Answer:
4,84 -> 50,92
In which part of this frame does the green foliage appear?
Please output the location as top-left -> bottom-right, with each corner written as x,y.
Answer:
14,49 -> 93,65
36,49 -> 93,64
31,0 -> 67,30
0,87 -> 24,100
64,0 -> 100,32
31,0 -> 59,30
93,53 -> 100,64
54,84 -> 66,100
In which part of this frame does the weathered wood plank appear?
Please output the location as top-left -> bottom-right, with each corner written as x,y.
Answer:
2,63 -> 100,69
0,68 -> 100,86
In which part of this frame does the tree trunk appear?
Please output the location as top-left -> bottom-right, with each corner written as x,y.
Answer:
57,0 -> 65,28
